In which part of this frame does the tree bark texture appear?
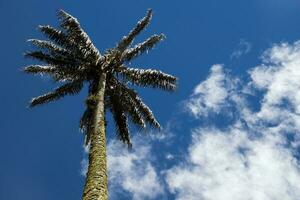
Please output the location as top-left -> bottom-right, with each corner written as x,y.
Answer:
82,73 -> 108,200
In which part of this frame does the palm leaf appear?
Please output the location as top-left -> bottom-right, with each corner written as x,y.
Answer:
106,79 -> 146,129
57,10 -> 100,62
24,64 -> 86,82
24,65 -> 55,75
117,9 -> 153,52
122,34 -> 165,62
118,66 -> 177,91
127,90 -> 160,128
110,78 -> 160,128
25,51 -> 75,67
27,39 -> 70,57
29,80 -> 83,107
109,93 -> 132,147
38,25 -> 72,48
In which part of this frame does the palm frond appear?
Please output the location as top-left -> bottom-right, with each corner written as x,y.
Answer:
109,94 -> 132,147
118,66 -> 177,91
24,65 -> 55,74
117,9 -> 153,52
24,64 -> 86,82
29,80 -> 83,107
57,10 -> 100,62
27,39 -> 70,57
122,34 -> 165,62
38,25 -> 71,48
126,89 -> 160,128
124,102 -> 146,130
106,80 -> 146,129
111,79 -> 160,128
25,51 -> 75,67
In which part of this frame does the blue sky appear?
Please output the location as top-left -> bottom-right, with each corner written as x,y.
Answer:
2,0 -> 300,200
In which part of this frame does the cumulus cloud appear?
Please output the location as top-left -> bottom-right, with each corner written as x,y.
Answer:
250,41 -> 300,130
166,41 -> 300,200
186,64 -> 235,117
231,39 -> 252,59
107,138 -> 164,200
166,127 -> 300,200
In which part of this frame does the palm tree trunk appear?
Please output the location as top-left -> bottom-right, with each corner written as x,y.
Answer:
82,73 -> 108,200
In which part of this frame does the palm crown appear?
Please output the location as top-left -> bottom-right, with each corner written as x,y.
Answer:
24,9 -> 177,147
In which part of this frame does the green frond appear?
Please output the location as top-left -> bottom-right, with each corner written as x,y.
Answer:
25,51 -> 73,66
27,39 -> 70,57
25,51 -> 56,64
38,25 -> 71,48
29,81 -> 83,107
118,66 -> 177,91
109,94 -> 132,148
57,10 -> 100,62
24,64 -> 86,82
124,101 -> 147,130
25,37 -> 92,80
126,90 -> 160,128
122,34 -> 165,62
117,9 -> 153,52
110,79 -> 160,128
24,65 -> 55,74
57,9 -> 80,30
106,80 -> 146,129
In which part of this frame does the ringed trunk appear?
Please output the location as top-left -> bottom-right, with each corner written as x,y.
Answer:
82,73 -> 108,200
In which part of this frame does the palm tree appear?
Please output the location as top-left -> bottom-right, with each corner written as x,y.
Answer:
24,9 -> 177,200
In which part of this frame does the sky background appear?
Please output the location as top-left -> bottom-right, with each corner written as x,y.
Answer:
2,0 -> 300,200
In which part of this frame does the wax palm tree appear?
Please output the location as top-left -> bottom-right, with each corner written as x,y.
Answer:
24,9 -> 177,200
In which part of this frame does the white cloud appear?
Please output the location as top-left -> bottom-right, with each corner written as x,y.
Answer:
231,39 -> 252,59
166,127 -> 300,200
166,41 -> 300,200
186,64 -> 235,117
108,138 -> 164,200
249,41 -> 300,130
